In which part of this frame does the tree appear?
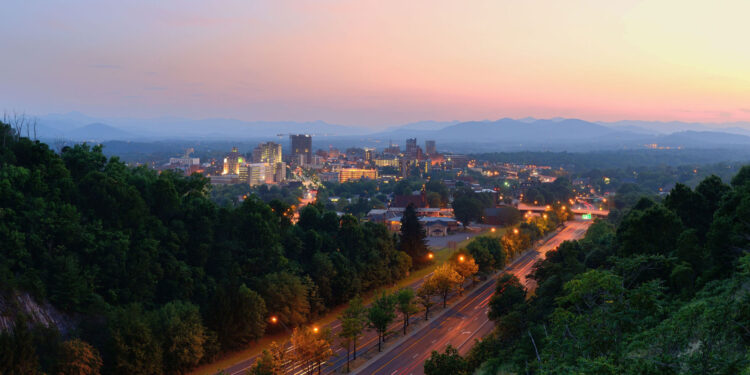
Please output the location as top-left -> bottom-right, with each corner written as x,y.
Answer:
616,204 -> 684,257
261,272 -> 312,327
451,252 -> 479,289
488,274 -> 526,320
452,195 -> 483,227
0,315 -> 40,375
290,327 -> 332,375
248,345 -> 284,375
367,291 -> 397,352
311,328 -> 333,375
399,204 -> 430,267
151,301 -> 207,374
108,305 -> 164,375
425,191 -> 442,208
207,284 -> 267,350
395,288 -> 418,335
290,327 -> 314,375
431,264 -> 464,308
425,179 -> 449,207
424,345 -> 468,375
466,237 -> 502,274
339,296 -> 367,371
417,279 -> 437,321
55,339 -> 103,375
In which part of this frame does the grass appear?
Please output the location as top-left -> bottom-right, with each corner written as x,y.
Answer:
189,226 -> 507,375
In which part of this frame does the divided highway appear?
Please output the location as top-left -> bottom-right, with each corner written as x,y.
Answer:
214,221 -> 591,375
353,220 -> 592,375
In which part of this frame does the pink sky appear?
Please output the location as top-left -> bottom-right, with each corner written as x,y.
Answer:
2,0 -> 750,126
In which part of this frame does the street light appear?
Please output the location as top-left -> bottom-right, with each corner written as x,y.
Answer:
458,255 -> 465,262
513,228 -> 519,234
313,326 -> 319,334
491,227 -> 496,232
269,315 -> 290,333
427,252 -> 434,260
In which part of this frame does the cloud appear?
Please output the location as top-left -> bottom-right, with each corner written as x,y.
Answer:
144,86 -> 167,91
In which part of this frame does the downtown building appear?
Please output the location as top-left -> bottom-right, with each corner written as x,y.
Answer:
289,134 -> 312,165
252,141 -> 286,183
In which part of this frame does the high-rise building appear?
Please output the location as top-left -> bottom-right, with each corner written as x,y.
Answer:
364,148 -> 374,163
425,140 -> 436,155
222,147 -> 243,175
253,142 -> 282,164
274,162 -> 286,183
405,138 -> 418,156
240,163 -> 268,186
290,134 -> 312,165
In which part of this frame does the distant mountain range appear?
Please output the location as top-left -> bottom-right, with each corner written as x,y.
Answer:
33,112 -> 371,141
28,112 -> 750,151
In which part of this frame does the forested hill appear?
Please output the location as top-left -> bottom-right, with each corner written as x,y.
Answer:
0,122 -> 414,373
426,167 -> 750,374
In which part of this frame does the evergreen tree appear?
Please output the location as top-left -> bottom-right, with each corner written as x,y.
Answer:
399,204 -> 429,267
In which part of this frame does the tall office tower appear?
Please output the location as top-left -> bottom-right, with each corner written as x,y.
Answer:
246,163 -> 268,186
253,142 -> 283,164
405,138 -> 417,155
274,162 -> 286,182
364,148 -> 374,163
404,138 -> 419,159
425,140 -> 436,155
222,147 -> 243,175
290,134 -> 312,165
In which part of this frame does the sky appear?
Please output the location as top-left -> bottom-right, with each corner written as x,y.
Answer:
2,0 -> 750,127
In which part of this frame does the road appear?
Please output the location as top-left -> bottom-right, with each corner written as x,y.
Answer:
215,221 -> 590,375
353,220 -> 592,375
216,228 -> 491,375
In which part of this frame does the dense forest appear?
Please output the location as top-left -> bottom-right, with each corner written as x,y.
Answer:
425,168 -> 750,374
0,123 -> 416,374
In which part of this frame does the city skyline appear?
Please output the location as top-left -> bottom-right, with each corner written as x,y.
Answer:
3,1 -> 750,126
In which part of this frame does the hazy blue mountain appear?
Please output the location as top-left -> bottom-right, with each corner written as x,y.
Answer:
387,120 -> 460,131
35,112 -> 370,139
28,112 -> 750,152
601,124 -> 661,135
65,123 -> 135,141
655,131 -> 750,146
38,112 -> 101,131
433,118 -> 616,142
600,120 -> 750,135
